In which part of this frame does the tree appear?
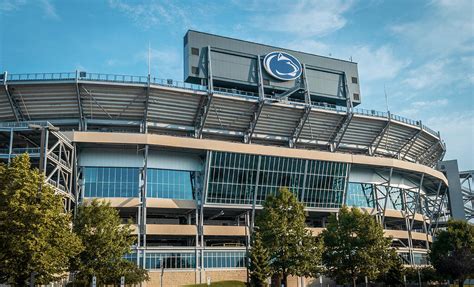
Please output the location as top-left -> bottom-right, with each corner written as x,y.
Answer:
70,199 -> 149,286
404,266 -> 445,286
376,249 -> 404,286
430,219 -> 474,287
248,230 -> 271,287
0,154 -> 82,286
256,187 -> 323,287
321,206 -> 393,287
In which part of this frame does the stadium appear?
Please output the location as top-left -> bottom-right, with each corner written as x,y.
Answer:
0,30 -> 469,286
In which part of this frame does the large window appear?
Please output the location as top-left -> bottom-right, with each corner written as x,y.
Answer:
123,252 -> 138,263
147,169 -> 194,200
302,160 -> 347,208
207,152 -> 258,205
83,167 -> 139,197
203,251 -> 247,268
145,252 -> 195,269
399,252 -> 429,265
257,156 -> 306,204
206,151 -> 348,208
346,183 -> 375,208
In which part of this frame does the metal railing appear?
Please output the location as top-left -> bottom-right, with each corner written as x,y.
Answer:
422,124 -> 439,137
151,77 -> 206,91
82,73 -> 147,84
214,87 -> 259,98
0,147 -> 41,155
0,121 -> 52,128
353,108 -> 388,119
7,72 -> 76,81
6,71 -> 207,92
390,114 -> 420,127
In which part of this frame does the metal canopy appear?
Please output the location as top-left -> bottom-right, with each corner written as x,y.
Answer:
1,72 -> 445,168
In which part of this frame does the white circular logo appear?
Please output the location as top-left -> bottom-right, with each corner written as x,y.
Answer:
263,51 -> 302,81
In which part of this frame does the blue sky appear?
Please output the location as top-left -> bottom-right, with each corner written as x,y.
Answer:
1,0 -> 473,169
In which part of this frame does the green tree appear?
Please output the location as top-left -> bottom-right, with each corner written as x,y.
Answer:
256,187 -> 323,287
0,154 -> 83,286
404,266 -> 445,286
376,249 -> 404,286
70,199 -> 148,286
248,230 -> 271,287
430,219 -> 474,287
321,206 -> 393,287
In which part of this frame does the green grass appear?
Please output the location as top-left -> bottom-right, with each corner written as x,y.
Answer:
185,280 -> 246,287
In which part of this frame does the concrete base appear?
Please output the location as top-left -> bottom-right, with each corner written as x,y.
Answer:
144,270 -> 337,287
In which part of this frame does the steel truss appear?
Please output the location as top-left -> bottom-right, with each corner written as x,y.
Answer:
460,170 -> 474,220
355,168 -> 449,266
0,121 -> 75,211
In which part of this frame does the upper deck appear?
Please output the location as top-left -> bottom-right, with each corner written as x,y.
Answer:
0,71 -> 445,168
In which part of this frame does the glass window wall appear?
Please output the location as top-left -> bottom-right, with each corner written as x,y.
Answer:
346,183 -> 375,208
206,151 -> 348,208
203,251 -> 247,268
145,252 -> 195,269
83,167 -> 139,197
147,169 -> 194,200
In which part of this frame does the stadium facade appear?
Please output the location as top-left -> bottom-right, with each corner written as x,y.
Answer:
0,30 -> 468,286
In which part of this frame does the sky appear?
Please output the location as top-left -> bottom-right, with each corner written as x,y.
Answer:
0,0 -> 473,170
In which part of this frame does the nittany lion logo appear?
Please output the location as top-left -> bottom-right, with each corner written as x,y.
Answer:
263,51 -> 302,81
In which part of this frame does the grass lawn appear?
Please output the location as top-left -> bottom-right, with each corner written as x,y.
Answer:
185,280 -> 246,287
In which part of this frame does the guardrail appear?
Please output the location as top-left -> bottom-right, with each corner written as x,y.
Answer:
390,114 -> 420,127
6,71 -> 207,92
0,147 -> 41,154
7,72 -> 76,81
353,108 -> 388,119
0,121 -> 52,128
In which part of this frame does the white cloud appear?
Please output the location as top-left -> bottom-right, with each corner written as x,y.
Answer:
424,112 -> 474,170
398,98 -> 449,118
0,0 -> 26,11
40,0 -> 59,20
351,45 -> 410,82
390,0 -> 474,57
135,48 -> 181,79
256,0 -> 354,37
1,0 -> 59,20
402,59 -> 450,90
108,0 -> 190,29
286,39 -> 330,56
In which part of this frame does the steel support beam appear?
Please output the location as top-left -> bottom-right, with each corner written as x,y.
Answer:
302,64 -> 312,105
251,155 -> 262,233
245,100 -> 264,144
289,65 -> 312,148
244,55 -> 267,144
194,46 -> 214,139
138,144 -> 149,269
289,106 -> 311,148
257,55 -> 264,101
3,72 -> 23,121
8,128 -> 13,163
273,85 -> 303,100
142,75 -> 151,133
75,71 -> 85,131
381,168 -> 393,225
369,114 -> 391,155
399,127 -> 423,160
343,72 -> 353,109
81,86 -> 113,119
416,141 -> 441,164
329,111 -> 353,152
